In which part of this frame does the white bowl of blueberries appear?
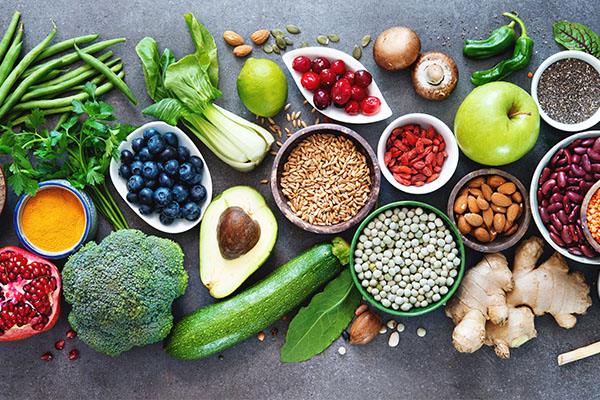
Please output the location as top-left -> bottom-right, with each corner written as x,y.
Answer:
109,121 -> 212,234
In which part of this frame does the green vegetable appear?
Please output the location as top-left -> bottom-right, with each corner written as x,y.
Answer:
62,230 -> 188,356
136,13 -> 274,172
471,13 -> 533,85
553,21 -> 600,58
463,19 -> 516,59
281,269 -> 360,363
164,237 -> 350,360
34,33 -> 99,63
0,22 -> 22,86
30,51 -> 113,88
0,12 -> 20,63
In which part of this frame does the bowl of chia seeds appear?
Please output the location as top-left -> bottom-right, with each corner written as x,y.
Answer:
531,50 -> 600,132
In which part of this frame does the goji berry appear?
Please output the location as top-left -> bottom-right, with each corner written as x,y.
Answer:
426,126 -> 435,139
426,173 -> 440,183
384,151 -> 392,166
397,165 -> 412,174
405,132 -> 418,146
416,139 -> 425,153
414,181 -> 425,187
434,166 -> 442,172
413,161 -> 426,170
422,138 -> 432,145
439,142 -> 446,151
425,153 -> 435,165
422,166 -> 433,177
436,153 -> 445,166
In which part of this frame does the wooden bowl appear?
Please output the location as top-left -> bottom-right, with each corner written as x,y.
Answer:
0,166 -> 6,216
270,123 -> 381,234
447,168 -> 531,253
581,180 -> 600,253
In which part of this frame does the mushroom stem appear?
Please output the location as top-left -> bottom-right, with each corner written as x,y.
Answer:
426,64 -> 444,85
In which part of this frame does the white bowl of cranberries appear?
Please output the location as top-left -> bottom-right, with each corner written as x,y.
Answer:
282,47 -> 392,124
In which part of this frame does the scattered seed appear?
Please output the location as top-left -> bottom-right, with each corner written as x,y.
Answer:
55,340 -> 65,350
277,129 -> 282,138
328,34 -> 340,42
397,323 -> 405,333
41,352 -> 53,361
286,25 -> 301,34
285,37 -> 293,45
300,41 -> 309,48
255,114 -> 259,120
257,332 -> 265,341
68,349 -> 79,360
276,36 -> 287,50
386,320 -> 397,330
285,127 -> 291,135
361,34 -> 371,47
286,113 -> 291,122
272,45 -> 281,54
417,327 -> 427,337
271,327 -> 278,336
262,44 -> 273,54
317,35 -> 329,45
269,125 -> 277,133
296,111 -> 302,119
269,151 -> 278,156
315,117 -> 320,124
260,118 -> 265,124
271,29 -> 285,38
303,100 -> 308,104
352,45 -> 362,60
292,120 -> 297,128
379,325 -> 387,334
388,331 -> 400,347
338,346 -> 347,355
260,179 -> 268,184
284,103 -> 291,111
66,330 -> 77,339
268,117 -> 275,124
276,141 -> 283,147
341,330 -> 350,341
300,120 -> 307,128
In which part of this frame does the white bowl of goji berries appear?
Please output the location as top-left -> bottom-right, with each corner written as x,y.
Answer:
377,113 -> 459,195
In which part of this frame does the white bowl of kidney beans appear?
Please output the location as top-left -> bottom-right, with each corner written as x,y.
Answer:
530,131 -> 600,263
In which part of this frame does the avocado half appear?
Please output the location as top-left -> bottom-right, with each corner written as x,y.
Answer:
199,186 -> 278,298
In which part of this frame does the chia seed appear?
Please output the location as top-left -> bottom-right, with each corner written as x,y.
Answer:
537,58 -> 600,124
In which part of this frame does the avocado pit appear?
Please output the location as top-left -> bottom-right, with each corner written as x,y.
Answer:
217,206 -> 261,259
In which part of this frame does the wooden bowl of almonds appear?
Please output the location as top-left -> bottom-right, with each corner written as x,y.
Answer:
446,169 -> 531,253
271,123 -> 381,234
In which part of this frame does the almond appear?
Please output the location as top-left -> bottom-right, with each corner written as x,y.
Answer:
491,204 -> 507,213
491,192 -> 512,207
469,188 -> 483,197
504,223 -> 519,236
233,45 -> 253,57
474,227 -> 491,243
481,183 -> 493,201
503,218 -> 514,233
497,182 -> 516,195
493,213 -> 506,232
251,30 -> 270,44
487,175 -> 506,188
454,194 -> 468,214
468,177 -> 485,188
464,213 -> 483,227
457,215 -> 471,234
223,30 -> 244,46
506,203 -> 520,223
467,195 -> 480,213
482,208 -> 494,228
476,195 -> 489,211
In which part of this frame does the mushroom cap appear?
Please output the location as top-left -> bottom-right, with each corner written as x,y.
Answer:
373,27 -> 421,71
412,51 -> 459,101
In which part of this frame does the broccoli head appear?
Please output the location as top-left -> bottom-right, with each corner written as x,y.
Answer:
62,229 -> 188,356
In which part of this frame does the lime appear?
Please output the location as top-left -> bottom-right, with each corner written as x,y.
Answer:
237,58 -> 288,117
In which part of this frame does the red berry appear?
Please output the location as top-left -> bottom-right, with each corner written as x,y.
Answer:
345,100 -> 360,115
330,59 -> 346,75
292,56 -> 311,73
331,78 -> 352,105
311,57 -> 330,74
341,71 -> 355,86
313,89 -> 331,110
350,86 -> 368,102
360,96 -> 381,116
301,72 -> 321,91
319,68 -> 337,88
354,70 -> 373,88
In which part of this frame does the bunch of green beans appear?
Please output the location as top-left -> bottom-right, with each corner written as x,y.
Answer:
0,11 -> 137,125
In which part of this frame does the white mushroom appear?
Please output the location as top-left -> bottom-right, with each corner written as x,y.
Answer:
412,51 -> 459,100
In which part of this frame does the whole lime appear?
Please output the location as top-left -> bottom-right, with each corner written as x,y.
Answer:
237,58 -> 288,117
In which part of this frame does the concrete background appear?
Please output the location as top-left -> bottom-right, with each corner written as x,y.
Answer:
0,0 -> 599,398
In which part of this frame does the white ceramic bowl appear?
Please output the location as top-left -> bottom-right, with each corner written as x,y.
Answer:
530,130 -> 600,264
377,113 -> 459,194
282,47 -> 392,124
109,121 -> 212,234
531,50 -> 600,132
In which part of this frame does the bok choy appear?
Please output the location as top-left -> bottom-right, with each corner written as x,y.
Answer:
135,13 -> 274,172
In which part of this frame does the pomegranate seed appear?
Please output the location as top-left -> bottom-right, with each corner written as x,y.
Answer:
66,329 -> 77,339
41,351 -> 53,360
354,70 -> 373,88
271,328 -> 278,336
360,96 -> 381,115
292,56 -> 311,73
311,57 -> 330,74
55,340 -> 65,350
300,72 -> 321,91
69,349 -> 79,360
330,59 -> 346,75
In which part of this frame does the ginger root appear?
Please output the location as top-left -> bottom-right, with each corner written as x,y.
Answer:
485,306 -> 536,358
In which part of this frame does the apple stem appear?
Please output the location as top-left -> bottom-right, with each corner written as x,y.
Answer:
508,111 -> 532,118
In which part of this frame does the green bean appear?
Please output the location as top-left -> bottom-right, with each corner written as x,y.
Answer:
29,51 -> 113,88
54,111 -> 72,130
11,70 -> 124,112
22,59 -> 121,101
11,106 -> 74,126
0,22 -> 23,85
74,45 -> 138,105
0,22 -> 57,107
34,33 -> 99,63
22,38 -> 124,79
0,12 -> 20,64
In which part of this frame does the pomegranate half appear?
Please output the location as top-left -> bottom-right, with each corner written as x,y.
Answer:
0,247 -> 61,341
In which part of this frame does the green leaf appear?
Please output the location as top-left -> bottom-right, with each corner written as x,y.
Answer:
82,82 -> 98,100
135,37 -> 162,101
184,13 -> 219,87
281,269 -> 360,363
25,108 -> 45,131
142,98 -> 191,125
554,21 -> 600,57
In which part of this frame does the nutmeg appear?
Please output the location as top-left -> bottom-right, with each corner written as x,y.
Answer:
349,310 -> 382,345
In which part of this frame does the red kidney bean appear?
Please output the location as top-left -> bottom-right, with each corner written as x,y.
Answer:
576,223 -> 585,241
581,181 -> 594,192
569,225 -> 578,242
540,167 -> 551,183
571,163 -> 585,176
568,247 -> 583,256
556,171 -> 567,187
539,206 -> 550,224
593,137 -> 600,152
547,202 -> 563,213
582,154 -> 592,172
594,173 -> 600,180
572,154 -> 581,164
561,228 -> 573,245
550,151 -> 562,166
537,190 -> 543,203
556,158 -> 568,167
568,205 -> 580,223
551,214 -> 563,231
550,232 -> 565,247
569,139 -> 583,148
567,177 -> 580,185
550,193 -> 563,203
581,138 -> 596,146
541,199 -> 548,208
549,224 -> 561,236
566,191 -> 583,203
549,171 -> 558,180
582,245 -> 596,258
557,209 -> 568,224
573,147 -> 587,155
588,148 -> 600,161
541,179 -> 556,195
592,164 -> 600,172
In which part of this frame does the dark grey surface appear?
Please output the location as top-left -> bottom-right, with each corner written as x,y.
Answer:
1,1 -> 599,399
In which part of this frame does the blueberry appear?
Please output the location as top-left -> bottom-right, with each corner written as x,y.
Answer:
153,187 -> 173,206
177,146 -> 190,162
189,185 -> 207,203
179,163 -> 194,183
147,134 -> 165,155
143,127 -> 161,141
118,164 -> 132,179
139,204 -> 154,215
130,161 -> 143,176
133,155 -> 140,162
142,161 -> 159,179
163,132 -> 179,147
126,192 -> 139,203
172,184 -> 189,204
188,173 -> 203,185
158,173 -> 174,188
159,146 -> 177,162
139,188 -> 154,205
164,159 -> 179,176
182,202 -> 201,221
189,155 -> 204,173
160,213 -> 175,225
138,147 -> 153,161
131,137 -> 147,154
144,179 -> 158,190
120,149 -> 134,165
126,175 -> 144,192
162,201 -> 181,218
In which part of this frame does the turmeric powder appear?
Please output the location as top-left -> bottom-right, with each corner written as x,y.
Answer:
21,186 -> 86,252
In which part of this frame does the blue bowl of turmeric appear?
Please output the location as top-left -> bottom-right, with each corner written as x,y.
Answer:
13,180 -> 97,259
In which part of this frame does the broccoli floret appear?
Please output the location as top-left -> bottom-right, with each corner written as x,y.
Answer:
62,229 -> 188,356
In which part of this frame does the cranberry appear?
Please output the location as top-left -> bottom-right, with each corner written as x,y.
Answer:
330,59 -> 346,75
351,85 -> 368,102
313,89 -> 331,110
292,56 -> 311,73
319,68 -> 337,88
311,57 -> 330,74
345,100 -> 360,115
342,71 -> 355,86
300,72 -> 321,91
331,78 -> 352,105
360,96 -> 381,116
354,70 -> 372,88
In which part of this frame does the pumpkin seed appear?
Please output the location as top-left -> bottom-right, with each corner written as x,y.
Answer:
271,45 -> 281,54
276,36 -> 287,50
262,44 -> 273,53
286,25 -> 301,34
271,29 -> 285,39
300,41 -> 309,48
361,35 -> 371,47
352,45 -> 362,60
328,34 -> 339,42
285,37 -> 293,45
317,35 -> 329,45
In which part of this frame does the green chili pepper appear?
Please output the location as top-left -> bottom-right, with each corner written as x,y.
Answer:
463,20 -> 516,59
470,13 -> 533,86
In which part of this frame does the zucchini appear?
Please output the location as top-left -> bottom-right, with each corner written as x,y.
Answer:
164,237 -> 350,359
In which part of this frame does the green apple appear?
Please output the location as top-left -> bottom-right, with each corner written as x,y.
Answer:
454,82 -> 540,166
